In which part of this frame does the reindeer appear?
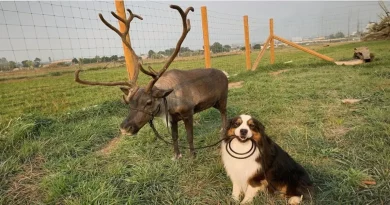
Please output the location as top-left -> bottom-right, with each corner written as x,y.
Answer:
74,5 -> 228,159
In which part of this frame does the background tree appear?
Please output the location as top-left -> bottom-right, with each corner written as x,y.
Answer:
34,58 -> 41,68
110,55 -> 118,61
335,31 -> 345,38
0,57 -> 9,71
253,44 -> 261,49
101,56 -> 111,62
223,45 -> 231,52
179,47 -> 192,53
94,56 -> 100,63
9,61 -> 17,69
164,48 -> 175,56
148,50 -> 155,58
210,42 -> 223,53
72,58 -> 79,64
27,60 -> 33,68
0,57 -> 7,64
22,60 -> 29,68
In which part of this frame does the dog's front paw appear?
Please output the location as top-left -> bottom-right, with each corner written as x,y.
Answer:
288,195 -> 303,205
231,194 -> 240,202
240,198 -> 253,205
231,185 -> 241,202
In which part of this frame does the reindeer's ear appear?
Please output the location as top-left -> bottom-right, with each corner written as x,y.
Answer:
120,87 -> 130,95
152,88 -> 173,98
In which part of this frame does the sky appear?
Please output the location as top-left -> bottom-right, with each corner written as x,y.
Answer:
0,1 -> 386,62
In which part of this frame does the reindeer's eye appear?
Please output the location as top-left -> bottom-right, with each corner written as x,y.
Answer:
146,99 -> 152,105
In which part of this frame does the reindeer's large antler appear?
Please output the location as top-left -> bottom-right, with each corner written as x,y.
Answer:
74,9 -> 143,102
75,70 -> 133,87
143,5 -> 194,93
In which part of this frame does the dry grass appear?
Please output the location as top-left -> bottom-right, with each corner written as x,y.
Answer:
228,81 -> 244,89
97,136 -> 123,156
1,40 -> 390,204
269,69 -> 290,76
6,155 -> 47,204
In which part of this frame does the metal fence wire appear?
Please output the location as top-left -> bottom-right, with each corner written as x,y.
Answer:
0,1 -> 385,77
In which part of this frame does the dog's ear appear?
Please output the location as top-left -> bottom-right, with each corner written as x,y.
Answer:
226,117 -> 240,129
252,118 -> 265,132
226,118 -> 234,130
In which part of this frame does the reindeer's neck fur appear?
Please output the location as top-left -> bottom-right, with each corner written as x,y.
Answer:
155,97 -> 171,128
152,68 -> 228,123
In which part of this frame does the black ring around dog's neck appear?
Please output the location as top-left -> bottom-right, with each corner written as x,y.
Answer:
225,137 -> 257,159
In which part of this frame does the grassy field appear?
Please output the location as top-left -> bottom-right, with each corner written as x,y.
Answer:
1,40 -> 390,204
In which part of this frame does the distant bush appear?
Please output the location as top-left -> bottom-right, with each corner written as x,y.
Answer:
57,62 -> 70,67
49,72 -> 61,76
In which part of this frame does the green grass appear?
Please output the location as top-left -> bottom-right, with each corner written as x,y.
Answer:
1,40 -> 390,204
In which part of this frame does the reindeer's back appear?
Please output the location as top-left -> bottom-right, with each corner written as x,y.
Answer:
155,68 -> 228,111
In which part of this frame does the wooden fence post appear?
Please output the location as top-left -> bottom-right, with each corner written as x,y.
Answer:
269,18 -> 275,64
115,0 -> 135,80
243,15 -> 251,70
201,6 -> 211,68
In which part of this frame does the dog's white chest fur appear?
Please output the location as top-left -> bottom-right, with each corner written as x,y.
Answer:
221,138 -> 261,192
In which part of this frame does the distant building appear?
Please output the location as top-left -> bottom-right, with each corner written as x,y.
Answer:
365,22 -> 376,33
139,54 -> 148,60
292,37 -> 303,42
313,36 -> 326,41
118,56 -> 125,62
51,59 -> 72,65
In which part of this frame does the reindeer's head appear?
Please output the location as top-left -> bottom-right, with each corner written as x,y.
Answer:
75,5 -> 193,135
118,86 -> 173,135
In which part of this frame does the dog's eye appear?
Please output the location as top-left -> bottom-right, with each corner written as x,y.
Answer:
249,124 -> 255,129
233,122 -> 240,127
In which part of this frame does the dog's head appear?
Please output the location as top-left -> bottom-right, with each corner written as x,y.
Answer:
226,114 -> 265,142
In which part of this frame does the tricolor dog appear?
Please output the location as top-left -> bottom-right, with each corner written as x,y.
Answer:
221,115 -> 313,204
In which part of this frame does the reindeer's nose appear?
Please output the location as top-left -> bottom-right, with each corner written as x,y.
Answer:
240,129 -> 248,136
120,123 -> 134,135
120,128 -> 128,135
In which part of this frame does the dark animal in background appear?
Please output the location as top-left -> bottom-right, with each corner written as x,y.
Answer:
222,115 -> 313,204
74,5 -> 228,159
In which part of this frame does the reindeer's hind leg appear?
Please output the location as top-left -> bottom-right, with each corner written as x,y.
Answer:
214,93 -> 228,138
183,114 -> 196,157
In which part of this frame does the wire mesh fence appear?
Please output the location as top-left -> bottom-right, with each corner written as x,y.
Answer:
0,0 -> 388,126
0,0 -> 387,79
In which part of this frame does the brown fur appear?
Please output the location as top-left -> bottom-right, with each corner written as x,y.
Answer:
121,68 -> 229,158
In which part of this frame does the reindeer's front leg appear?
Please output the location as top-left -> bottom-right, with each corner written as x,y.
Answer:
220,108 -> 227,138
171,120 -> 182,160
183,115 -> 196,157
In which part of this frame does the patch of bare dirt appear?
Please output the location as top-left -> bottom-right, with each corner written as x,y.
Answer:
327,126 -> 351,139
269,69 -> 290,76
98,136 -> 123,155
228,81 -> 244,89
6,155 -> 47,204
341,99 -> 361,104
